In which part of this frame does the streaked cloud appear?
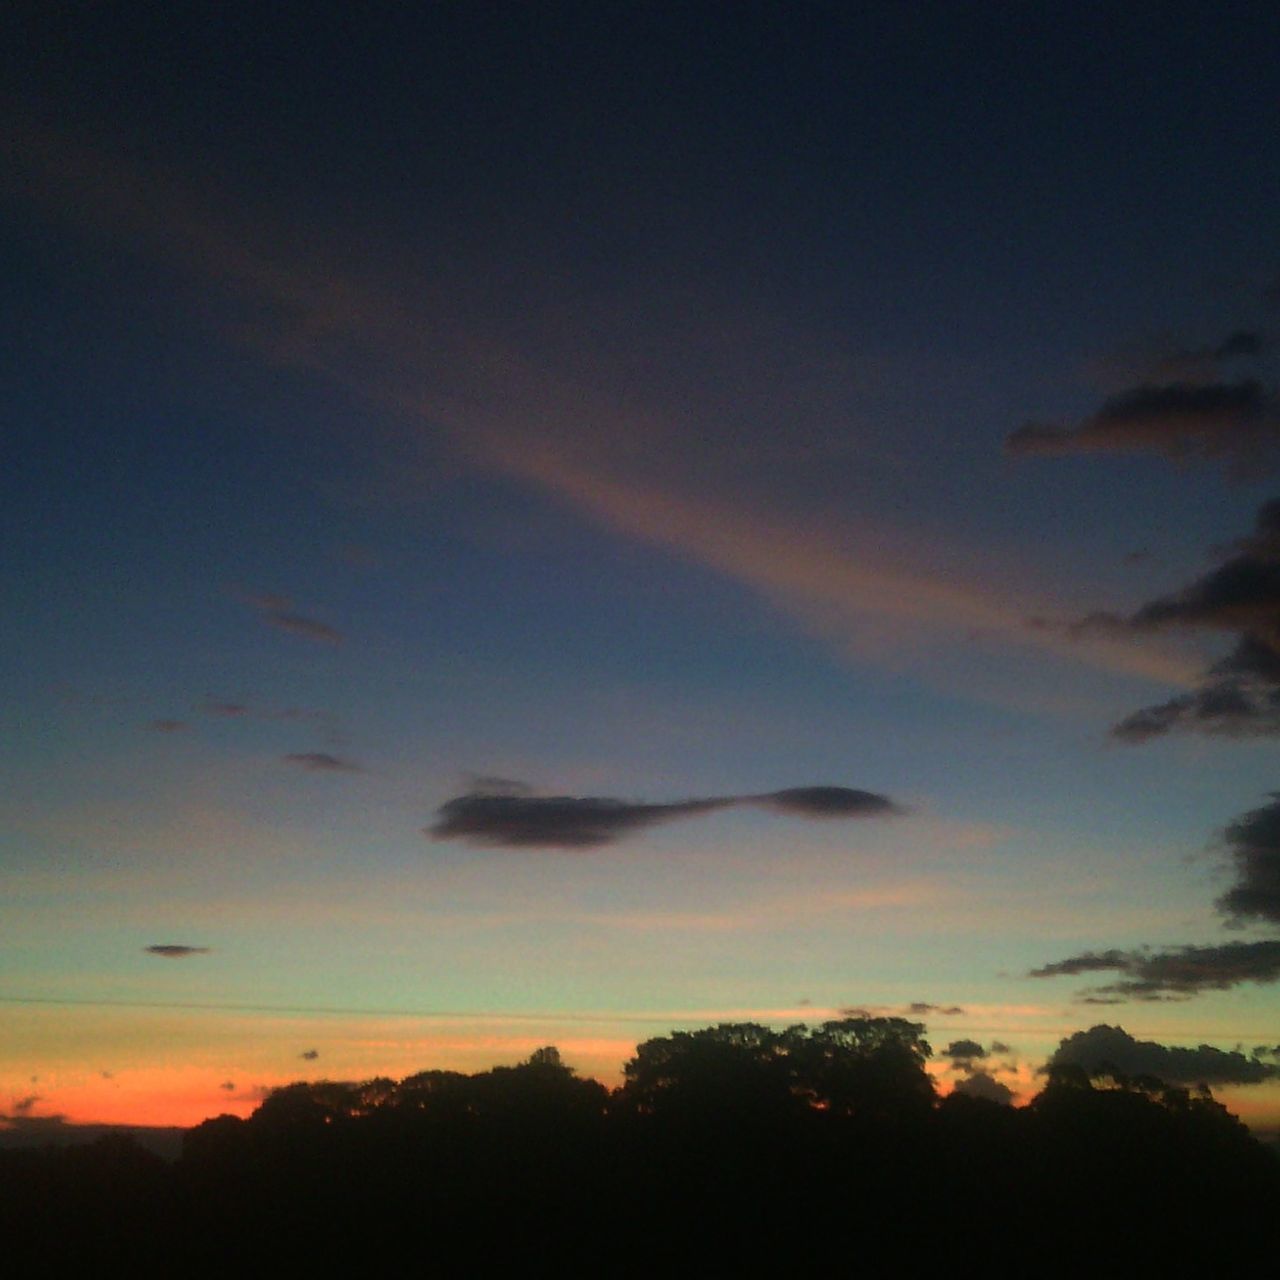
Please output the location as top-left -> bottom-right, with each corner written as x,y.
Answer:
243,592 -> 342,645
1029,939 -> 1280,1000
144,944 -> 211,958
2,124 -> 1200,703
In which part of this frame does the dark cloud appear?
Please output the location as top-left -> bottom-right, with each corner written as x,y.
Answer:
1073,501 -> 1280,742
243,592 -> 343,644
428,783 -> 903,849
989,1040 -> 1012,1055
1217,796 -> 1280,925
952,1071 -> 1014,1105
1215,330 -> 1266,361
283,752 -> 363,773
943,1039 -> 987,1065
204,700 -> 250,717
300,1049 -> 319,1061
220,1081 -> 236,1091
1006,380 -> 1280,471
757,786 -> 902,818
1047,1024 -> 1279,1087
906,1002 -> 966,1016
144,944 -> 211,958
146,718 -> 189,732
1029,939 -> 1280,999
11,1095 -> 41,1114
1110,682 -> 1280,742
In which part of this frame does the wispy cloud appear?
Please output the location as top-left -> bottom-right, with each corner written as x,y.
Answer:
1,125 -> 1199,705
144,944 -> 211,959
283,752 -> 363,773
146,719 -> 189,733
242,592 -> 343,644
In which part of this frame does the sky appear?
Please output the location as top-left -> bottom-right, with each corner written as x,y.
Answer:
3,3 -> 1280,1134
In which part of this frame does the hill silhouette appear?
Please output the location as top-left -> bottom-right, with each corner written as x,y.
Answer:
3,1018 -> 1277,1269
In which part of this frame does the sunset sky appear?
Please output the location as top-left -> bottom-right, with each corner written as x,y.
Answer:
4,4 -> 1279,1135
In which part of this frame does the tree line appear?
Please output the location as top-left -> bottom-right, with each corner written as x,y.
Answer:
4,1017 -> 1277,1269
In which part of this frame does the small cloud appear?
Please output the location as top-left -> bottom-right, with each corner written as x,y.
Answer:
242,592 -> 343,645
427,781 -> 904,849
989,1040 -> 1012,1055
11,1095 -> 41,1114
300,1049 -> 319,1061
219,1081 -> 236,1091
907,1002 -> 966,1016
203,700 -> 250,717
146,719 -> 189,732
283,752 -> 363,773
756,786 -> 904,819
943,1039 -> 987,1066
1047,1024 -> 1280,1087
951,1071 -> 1014,1106
144,944 -> 211,958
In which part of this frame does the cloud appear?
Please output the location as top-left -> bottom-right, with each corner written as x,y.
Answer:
427,783 -> 904,848
1070,501 -> 1280,741
220,1081 -> 236,1091
1217,796 -> 1280,925
951,1071 -> 1014,1105
146,718 -> 189,732
300,1049 -> 319,1061
144,944 -> 211,958
1047,1024 -> 1280,1087
943,1039 -> 987,1065
1007,380 -> 1280,472
283,752 -> 363,773
906,1002 -> 966,1016
5,123 -> 1207,713
758,786 -> 901,818
11,1095 -> 41,1114
202,698 -> 330,722
1029,939 -> 1280,999
243,593 -> 342,644
1090,330 -> 1267,388
204,700 -> 250,717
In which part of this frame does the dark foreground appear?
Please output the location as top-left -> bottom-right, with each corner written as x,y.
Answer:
4,1021 -> 1277,1271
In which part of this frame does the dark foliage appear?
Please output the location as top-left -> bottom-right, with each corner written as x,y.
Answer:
2,1023 -> 1277,1270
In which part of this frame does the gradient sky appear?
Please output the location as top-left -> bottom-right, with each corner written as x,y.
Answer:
4,4 -> 1280,1133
